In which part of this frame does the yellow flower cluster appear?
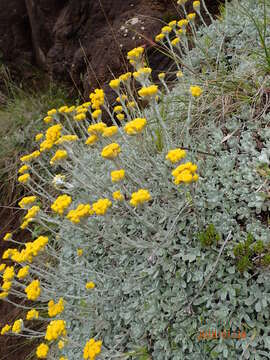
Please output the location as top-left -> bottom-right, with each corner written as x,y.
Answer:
155,33 -> 165,42
26,309 -> 39,320
36,343 -> 49,359
35,133 -> 44,141
187,13 -> 196,21
48,297 -> 65,317
40,124 -> 62,152
4,236 -> 48,263
45,319 -> 66,341
21,207 -> 38,229
92,198 -> 112,215
111,169 -> 125,182
119,72 -> 132,82
18,173 -> 30,184
124,118 -> 147,135
89,89 -> 104,110
127,46 -> 144,64
25,279 -> 41,301
83,338 -> 102,360
109,78 -> 121,90
18,196 -> 36,209
172,162 -> 199,185
0,263 -> 6,271
85,281 -> 95,290
66,204 -> 93,223
3,232 -> 12,241
130,189 -> 151,207
56,135 -> 78,145
101,143 -> 121,159
138,85 -> 158,98
17,265 -> 30,279
133,67 -> 152,80
193,1 -> 200,9
51,195 -> 72,215
20,205 -> 40,229
161,25 -> 172,34
20,150 -> 40,163
2,266 -> 14,281
102,126 -> 118,137
85,134 -> 98,146
1,324 -> 11,335
50,149 -> 68,165
88,122 -> 107,135
166,148 -> 186,163
113,191 -> 124,201
190,85 -> 203,97
18,164 -> 29,174
12,319 -> 23,334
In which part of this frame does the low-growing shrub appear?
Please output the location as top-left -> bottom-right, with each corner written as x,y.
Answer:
1,0 -> 270,359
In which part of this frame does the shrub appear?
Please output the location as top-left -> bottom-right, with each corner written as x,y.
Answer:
1,0 -> 270,359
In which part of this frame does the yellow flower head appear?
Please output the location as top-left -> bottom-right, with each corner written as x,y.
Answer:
85,281 -> 95,290
18,196 -> 36,209
50,149 -> 68,165
74,113 -> 86,121
113,105 -> 123,113
3,232 -> 12,241
26,309 -> 39,320
92,109 -> 102,120
130,189 -> 151,207
66,204 -> 93,224
109,78 -> 121,90
119,72 -> 132,82
1,324 -> 11,335
44,116 -> 53,124
111,169 -> 125,182
18,164 -> 29,174
189,85 -> 203,97
25,279 -> 41,301
17,265 -> 30,279
36,343 -> 49,359
88,122 -> 107,135
18,173 -> 30,184
51,195 -> 72,215
155,33 -> 165,42
166,148 -> 186,163
124,118 -> 147,135
178,19 -> 189,28
113,191 -> 124,201
193,1 -> 200,9
101,143 -> 121,159
35,133 -> 44,141
77,248 -> 83,257
83,338 -> 102,360
187,13 -> 196,21
102,126 -> 118,138
48,297 -> 65,317
92,198 -> 112,215
45,320 -> 66,341
116,113 -> 125,121
89,89 -> 104,110
85,134 -> 98,146
138,85 -> 158,98
12,319 -> 23,334
47,109 -> 57,116
171,37 -> 180,46
161,26 -> 172,34
127,47 -> 144,62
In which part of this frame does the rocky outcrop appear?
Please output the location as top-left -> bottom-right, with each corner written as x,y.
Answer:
0,0 -> 222,97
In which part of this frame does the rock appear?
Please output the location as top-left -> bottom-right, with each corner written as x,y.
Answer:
0,0 -> 224,98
